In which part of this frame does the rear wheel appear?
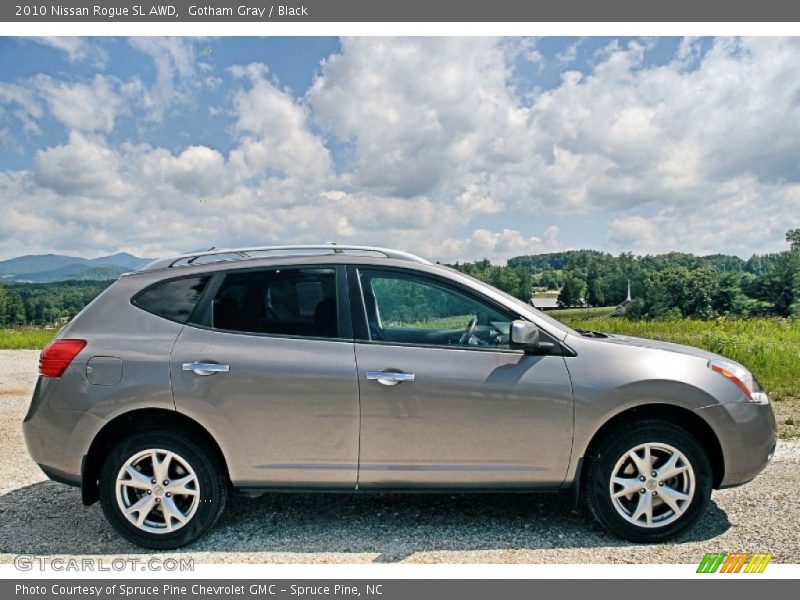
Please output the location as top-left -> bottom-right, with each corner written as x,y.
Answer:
99,431 -> 227,549
586,420 -> 712,543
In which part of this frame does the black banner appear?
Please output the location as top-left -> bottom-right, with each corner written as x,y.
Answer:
3,0 -> 800,22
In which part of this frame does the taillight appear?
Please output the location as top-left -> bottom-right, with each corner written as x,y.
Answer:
39,339 -> 87,378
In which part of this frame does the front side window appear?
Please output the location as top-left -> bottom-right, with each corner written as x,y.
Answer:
359,269 -> 513,349
133,275 -> 210,323
211,268 -> 339,338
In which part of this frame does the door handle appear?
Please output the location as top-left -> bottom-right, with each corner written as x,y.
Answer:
366,370 -> 415,386
182,362 -> 230,376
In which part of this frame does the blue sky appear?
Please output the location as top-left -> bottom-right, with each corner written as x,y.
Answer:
0,36 -> 797,261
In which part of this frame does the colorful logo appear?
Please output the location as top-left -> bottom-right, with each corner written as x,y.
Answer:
697,552 -> 773,573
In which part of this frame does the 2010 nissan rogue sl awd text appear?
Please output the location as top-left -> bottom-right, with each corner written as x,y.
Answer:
23,245 -> 777,549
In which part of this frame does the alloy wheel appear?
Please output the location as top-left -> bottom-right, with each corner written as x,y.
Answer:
115,448 -> 200,534
608,442 -> 696,528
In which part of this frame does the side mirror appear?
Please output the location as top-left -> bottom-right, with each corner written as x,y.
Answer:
510,320 -> 539,346
510,320 -> 555,354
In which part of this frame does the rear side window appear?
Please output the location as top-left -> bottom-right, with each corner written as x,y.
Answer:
133,275 -> 210,324
211,267 -> 339,338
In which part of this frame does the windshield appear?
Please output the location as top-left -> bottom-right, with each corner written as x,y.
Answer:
441,267 -> 577,337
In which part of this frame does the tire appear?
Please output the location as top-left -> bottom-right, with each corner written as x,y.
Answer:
585,420 -> 712,543
99,430 -> 228,550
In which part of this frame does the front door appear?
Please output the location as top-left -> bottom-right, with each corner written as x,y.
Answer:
170,265 -> 359,488
351,267 -> 574,488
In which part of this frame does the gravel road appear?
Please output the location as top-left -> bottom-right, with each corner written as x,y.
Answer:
1,349 -> 797,564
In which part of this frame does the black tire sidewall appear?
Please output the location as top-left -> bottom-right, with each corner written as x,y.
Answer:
586,421 -> 712,543
99,431 -> 226,550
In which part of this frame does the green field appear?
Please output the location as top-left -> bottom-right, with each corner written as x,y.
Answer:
0,328 -> 56,350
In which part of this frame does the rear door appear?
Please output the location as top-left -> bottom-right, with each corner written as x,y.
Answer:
170,264 -> 360,488
351,266 -> 574,488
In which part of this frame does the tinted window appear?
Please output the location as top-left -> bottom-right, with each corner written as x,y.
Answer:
359,269 -> 513,349
211,268 -> 339,338
133,275 -> 210,323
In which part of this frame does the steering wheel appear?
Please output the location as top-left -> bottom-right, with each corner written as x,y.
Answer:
458,316 -> 478,345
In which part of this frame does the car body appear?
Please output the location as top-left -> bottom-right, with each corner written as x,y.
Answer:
23,245 -> 777,548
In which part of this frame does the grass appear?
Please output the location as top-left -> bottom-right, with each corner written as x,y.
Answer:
0,328 -> 56,350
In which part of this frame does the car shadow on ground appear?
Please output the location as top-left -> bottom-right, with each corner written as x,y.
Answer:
0,481 -> 730,561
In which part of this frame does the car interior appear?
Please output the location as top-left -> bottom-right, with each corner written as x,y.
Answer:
212,268 -> 339,338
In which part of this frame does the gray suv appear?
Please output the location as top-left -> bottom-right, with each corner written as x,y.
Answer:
23,245 -> 777,549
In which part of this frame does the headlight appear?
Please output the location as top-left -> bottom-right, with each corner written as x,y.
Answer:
708,358 -> 769,404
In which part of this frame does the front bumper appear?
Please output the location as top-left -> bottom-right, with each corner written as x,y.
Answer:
697,401 -> 778,489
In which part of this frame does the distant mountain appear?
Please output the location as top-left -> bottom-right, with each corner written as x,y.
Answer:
89,252 -> 150,271
0,252 -> 153,282
0,254 -> 88,276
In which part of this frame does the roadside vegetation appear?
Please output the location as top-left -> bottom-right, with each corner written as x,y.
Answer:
0,328 -> 56,350
452,228 -> 800,318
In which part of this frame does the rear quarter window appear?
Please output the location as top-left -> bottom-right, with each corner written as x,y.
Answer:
132,275 -> 210,324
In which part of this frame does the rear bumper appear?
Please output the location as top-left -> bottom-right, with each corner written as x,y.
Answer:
38,464 -> 81,487
697,401 -> 778,489
22,377 -> 104,486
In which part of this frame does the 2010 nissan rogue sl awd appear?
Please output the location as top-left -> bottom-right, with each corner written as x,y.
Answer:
23,245 -> 777,549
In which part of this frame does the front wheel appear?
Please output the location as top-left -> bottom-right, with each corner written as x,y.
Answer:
586,420 -> 712,543
99,430 -> 227,549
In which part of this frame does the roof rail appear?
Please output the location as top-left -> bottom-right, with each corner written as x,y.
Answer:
140,244 -> 431,271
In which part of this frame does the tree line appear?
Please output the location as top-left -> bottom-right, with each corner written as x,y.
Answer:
0,280 -> 112,326
449,229 -> 800,319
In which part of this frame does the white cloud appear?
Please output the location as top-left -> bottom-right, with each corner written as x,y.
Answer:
607,215 -> 661,250
2,38 -> 201,136
34,131 -> 131,197
308,37 -> 526,200
0,81 -> 43,134
607,178 -> 800,256
0,74 -> 134,136
31,37 -> 107,66
308,37 -> 800,255
2,37 -> 800,262
127,37 -> 198,120
136,144 -> 235,196
35,75 -> 127,133
556,39 -> 584,65
504,37 -> 544,67
229,64 -> 332,187
438,226 -> 561,264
